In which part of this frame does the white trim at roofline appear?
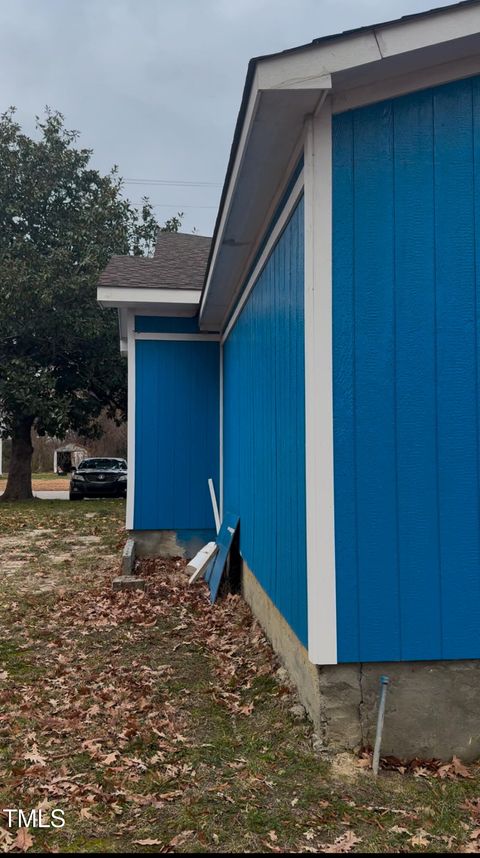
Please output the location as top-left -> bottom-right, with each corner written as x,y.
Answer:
332,52 -> 480,114
126,311 -> 136,532
255,5 -> 480,95
304,100 -> 337,666
98,286 -> 201,308
220,169 -> 304,344
129,307 -> 199,318
199,84 -> 262,322
134,332 -> 220,342
201,0 -> 480,328
219,132 -> 305,334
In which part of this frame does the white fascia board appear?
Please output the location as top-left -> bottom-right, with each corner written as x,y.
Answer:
333,51 -> 480,114
377,4 -> 480,57
257,62 -> 332,91
257,36 -> 380,90
98,286 -> 201,309
259,3 -> 480,89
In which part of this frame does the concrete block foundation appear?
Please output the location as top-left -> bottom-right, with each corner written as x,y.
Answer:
122,538 -> 136,575
130,529 -> 216,560
112,575 -> 146,591
242,563 -> 480,762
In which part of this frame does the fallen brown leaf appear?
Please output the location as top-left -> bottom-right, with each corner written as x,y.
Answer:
13,828 -> 34,853
321,831 -> 361,853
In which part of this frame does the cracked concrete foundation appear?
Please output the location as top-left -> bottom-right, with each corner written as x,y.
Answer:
242,562 -> 480,761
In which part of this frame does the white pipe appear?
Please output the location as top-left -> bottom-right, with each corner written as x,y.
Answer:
208,477 -> 221,534
372,675 -> 390,776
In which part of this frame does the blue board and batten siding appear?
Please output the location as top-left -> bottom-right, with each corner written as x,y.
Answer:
131,74 -> 480,666
333,74 -> 480,663
223,197 -> 308,646
134,338 -> 219,531
135,316 -> 200,333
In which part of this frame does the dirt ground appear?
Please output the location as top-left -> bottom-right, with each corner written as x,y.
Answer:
2,500 -> 480,853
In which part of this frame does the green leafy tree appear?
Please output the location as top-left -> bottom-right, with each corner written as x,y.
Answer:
0,108 -> 163,500
160,213 -> 184,233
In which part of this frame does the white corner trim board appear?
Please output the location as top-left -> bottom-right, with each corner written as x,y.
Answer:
126,311 -> 136,532
219,341 -> 224,520
304,100 -> 338,666
221,169 -> 305,344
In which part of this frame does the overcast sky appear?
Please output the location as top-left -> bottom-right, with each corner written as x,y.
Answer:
0,0 -> 453,236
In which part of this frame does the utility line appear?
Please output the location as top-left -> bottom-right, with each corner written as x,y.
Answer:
131,202 -> 218,209
124,177 -> 222,188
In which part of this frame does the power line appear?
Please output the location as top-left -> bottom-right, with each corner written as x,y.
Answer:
124,177 -> 222,188
132,201 -> 218,210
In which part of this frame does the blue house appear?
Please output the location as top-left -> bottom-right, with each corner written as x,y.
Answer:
99,0 -> 480,760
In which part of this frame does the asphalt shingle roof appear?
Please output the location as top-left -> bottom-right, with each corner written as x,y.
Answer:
98,232 -> 211,291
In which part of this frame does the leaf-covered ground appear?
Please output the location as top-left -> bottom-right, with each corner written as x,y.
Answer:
2,500 -> 480,853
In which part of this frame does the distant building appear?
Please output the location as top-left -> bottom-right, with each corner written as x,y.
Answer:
54,444 -> 88,474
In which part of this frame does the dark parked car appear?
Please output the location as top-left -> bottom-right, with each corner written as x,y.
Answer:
69,458 -> 127,500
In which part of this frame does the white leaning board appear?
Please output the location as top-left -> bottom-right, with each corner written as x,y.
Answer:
187,542 -> 218,585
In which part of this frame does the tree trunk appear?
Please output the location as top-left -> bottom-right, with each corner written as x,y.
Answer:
1,418 -> 34,501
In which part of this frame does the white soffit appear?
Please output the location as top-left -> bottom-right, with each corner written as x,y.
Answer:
199,87 -> 325,331
200,0 -> 480,332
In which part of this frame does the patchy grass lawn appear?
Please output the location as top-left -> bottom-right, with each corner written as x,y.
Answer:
1,500 -> 480,853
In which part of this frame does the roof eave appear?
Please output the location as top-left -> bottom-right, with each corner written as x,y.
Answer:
97,286 -> 201,317
199,0 -> 480,332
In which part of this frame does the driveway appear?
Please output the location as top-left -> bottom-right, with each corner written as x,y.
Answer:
34,490 -> 69,499
0,476 -> 70,500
